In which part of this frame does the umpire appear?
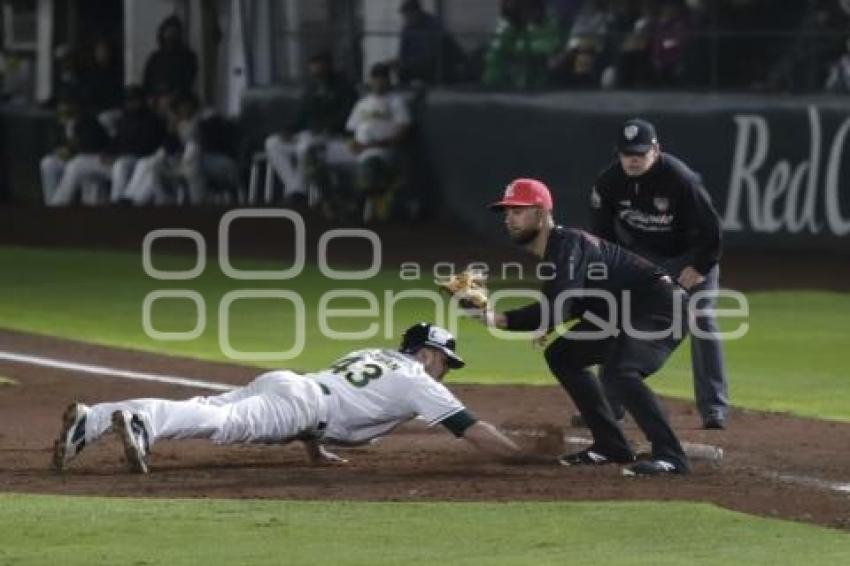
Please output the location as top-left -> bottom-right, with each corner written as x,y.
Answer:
479,178 -> 690,476
589,118 -> 729,430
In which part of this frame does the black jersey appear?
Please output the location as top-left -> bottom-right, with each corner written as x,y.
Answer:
504,226 -> 666,332
590,153 -> 721,275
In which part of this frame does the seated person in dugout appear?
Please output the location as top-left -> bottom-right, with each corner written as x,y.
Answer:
54,323 -> 548,474
263,51 -> 358,205
345,62 -> 412,222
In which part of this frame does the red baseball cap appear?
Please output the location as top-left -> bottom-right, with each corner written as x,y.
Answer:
488,178 -> 553,211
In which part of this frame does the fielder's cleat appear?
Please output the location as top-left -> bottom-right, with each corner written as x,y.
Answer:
569,413 -> 625,429
622,459 -> 687,477
568,414 -> 587,428
559,448 -> 635,467
112,410 -> 150,474
53,402 -> 90,472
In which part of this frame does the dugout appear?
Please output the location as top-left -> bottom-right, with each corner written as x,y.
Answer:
4,88 -> 850,253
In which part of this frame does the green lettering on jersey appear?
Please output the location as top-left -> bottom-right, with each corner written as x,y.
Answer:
329,356 -> 385,388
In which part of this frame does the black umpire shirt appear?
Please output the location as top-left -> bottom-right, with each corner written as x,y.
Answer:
590,153 -> 721,275
504,226 -> 665,332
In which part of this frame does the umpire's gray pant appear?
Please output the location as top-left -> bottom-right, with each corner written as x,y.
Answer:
685,264 -> 729,421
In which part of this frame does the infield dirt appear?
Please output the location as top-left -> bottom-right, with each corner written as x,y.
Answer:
1,328 -> 848,531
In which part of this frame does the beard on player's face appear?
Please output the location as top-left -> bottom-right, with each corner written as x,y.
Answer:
509,225 -> 540,245
505,207 -> 543,245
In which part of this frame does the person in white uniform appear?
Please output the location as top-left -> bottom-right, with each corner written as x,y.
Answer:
345,62 -> 413,221
54,323 -> 532,474
263,52 -> 358,204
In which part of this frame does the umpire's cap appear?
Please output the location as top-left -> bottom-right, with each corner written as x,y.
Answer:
488,178 -> 553,211
400,323 -> 465,369
617,118 -> 658,154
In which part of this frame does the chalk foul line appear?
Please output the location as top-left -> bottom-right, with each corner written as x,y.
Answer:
0,350 -> 236,392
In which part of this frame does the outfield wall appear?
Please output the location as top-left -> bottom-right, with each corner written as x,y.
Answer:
419,91 -> 850,251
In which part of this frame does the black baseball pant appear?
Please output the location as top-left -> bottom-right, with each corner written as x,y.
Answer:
544,280 -> 689,469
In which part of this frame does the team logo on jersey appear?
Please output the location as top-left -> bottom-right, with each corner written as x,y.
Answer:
590,186 -> 601,208
428,326 -> 452,345
624,125 -> 639,140
653,197 -> 670,212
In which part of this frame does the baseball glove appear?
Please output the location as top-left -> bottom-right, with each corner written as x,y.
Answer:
436,269 -> 489,309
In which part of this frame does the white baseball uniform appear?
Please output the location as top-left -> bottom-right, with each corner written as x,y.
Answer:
345,92 -> 411,162
82,349 -> 467,450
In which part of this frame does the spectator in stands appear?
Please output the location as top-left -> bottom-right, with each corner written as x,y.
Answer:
561,0 -> 615,57
559,38 -> 605,87
108,85 -> 167,203
142,15 -> 198,97
483,0 -> 562,90
546,0 -> 584,28
122,91 -> 200,205
122,91 -> 241,205
346,62 -> 412,223
548,0 -> 615,87
192,111 -> 244,204
78,38 -> 124,119
40,96 -> 79,203
824,38 -> 850,94
264,52 -> 358,205
602,1 -> 657,89
650,0 -> 691,86
52,44 -> 83,102
396,0 -> 466,85
764,0 -> 848,92
825,37 -> 850,93
483,0 -> 526,88
43,96 -> 112,206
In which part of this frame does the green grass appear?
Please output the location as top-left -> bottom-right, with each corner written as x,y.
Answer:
1,246 -> 849,419
1,494 -> 848,565
656,292 -> 850,420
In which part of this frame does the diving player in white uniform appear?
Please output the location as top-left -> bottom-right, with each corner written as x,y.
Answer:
54,323 -> 530,474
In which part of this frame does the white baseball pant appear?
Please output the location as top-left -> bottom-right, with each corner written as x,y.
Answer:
83,371 -> 329,448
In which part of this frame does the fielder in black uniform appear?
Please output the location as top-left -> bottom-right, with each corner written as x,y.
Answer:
590,118 -> 729,429
476,178 -> 689,476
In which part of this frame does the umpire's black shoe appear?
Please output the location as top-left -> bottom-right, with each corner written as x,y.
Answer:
622,459 -> 688,477
702,416 -> 726,430
559,448 -> 635,467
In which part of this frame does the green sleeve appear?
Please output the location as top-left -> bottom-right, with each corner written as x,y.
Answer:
439,409 -> 478,438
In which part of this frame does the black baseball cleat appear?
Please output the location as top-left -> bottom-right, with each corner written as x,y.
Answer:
569,413 -> 625,429
622,459 -> 688,477
702,417 -> 726,430
559,448 -> 635,467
